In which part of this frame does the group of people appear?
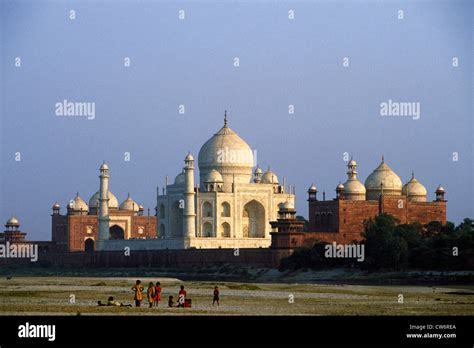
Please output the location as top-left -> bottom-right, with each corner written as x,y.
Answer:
98,281 -> 221,308
130,280 -> 220,308
131,280 -> 162,308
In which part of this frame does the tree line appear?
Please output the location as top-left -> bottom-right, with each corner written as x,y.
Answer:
280,214 -> 474,271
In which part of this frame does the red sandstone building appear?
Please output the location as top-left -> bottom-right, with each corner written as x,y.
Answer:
305,158 -> 446,245
51,192 -> 156,252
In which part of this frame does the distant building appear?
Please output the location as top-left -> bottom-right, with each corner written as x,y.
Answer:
0,217 -> 27,243
51,166 -> 156,252
306,157 -> 447,244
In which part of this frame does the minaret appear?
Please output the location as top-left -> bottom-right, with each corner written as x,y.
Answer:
183,152 -> 196,239
98,162 -> 110,240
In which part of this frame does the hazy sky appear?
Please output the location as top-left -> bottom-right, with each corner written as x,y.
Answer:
1,0 -> 472,240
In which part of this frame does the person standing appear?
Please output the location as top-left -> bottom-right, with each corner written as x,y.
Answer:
131,280 -> 144,307
154,282 -> 162,306
178,285 -> 187,307
147,282 -> 155,308
213,286 -> 220,306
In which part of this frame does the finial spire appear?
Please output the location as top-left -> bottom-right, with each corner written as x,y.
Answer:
411,170 -> 415,179
224,110 -> 228,127
381,155 -> 385,163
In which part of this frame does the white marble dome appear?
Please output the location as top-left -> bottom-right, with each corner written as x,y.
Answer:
365,158 -> 402,200
89,190 -> 119,209
402,174 -> 427,202
70,193 -> 89,212
198,114 -> 254,190
174,171 -> 186,186
279,201 -> 294,210
262,169 -> 279,184
344,179 -> 366,197
120,194 -> 140,212
204,169 -> 224,183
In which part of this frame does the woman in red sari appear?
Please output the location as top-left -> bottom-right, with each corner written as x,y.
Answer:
154,281 -> 162,306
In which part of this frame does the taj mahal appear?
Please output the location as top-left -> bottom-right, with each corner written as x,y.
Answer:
153,113 -> 293,249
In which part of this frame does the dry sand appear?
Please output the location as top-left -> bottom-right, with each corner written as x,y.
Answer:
0,277 -> 473,315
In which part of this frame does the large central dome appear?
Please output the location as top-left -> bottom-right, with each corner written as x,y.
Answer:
365,157 -> 402,200
198,113 -> 254,191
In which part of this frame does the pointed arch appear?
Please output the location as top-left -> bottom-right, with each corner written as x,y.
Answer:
221,222 -> 231,238
242,200 -> 265,238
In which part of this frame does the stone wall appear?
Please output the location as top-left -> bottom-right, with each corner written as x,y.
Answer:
0,248 -> 291,269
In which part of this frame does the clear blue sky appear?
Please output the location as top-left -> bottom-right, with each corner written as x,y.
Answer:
1,0 -> 472,240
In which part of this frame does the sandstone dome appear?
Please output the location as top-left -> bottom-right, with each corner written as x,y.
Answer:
365,158 -> 402,200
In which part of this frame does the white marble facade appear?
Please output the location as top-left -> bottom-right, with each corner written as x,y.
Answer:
155,114 -> 294,249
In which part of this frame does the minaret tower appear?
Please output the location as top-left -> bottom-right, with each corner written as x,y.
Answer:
183,152 -> 196,240
98,162 -> 110,240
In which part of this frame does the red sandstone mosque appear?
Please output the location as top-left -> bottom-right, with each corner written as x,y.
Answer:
272,157 -> 446,249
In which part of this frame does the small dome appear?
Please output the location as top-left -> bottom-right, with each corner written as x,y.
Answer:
436,185 -> 445,193
262,168 -> 279,184
52,202 -> 61,209
308,183 -> 317,192
174,171 -> 186,186
348,159 -> 357,166
254,166 -> 263,175
120,194 -> 140,212
89,190 -> 119,209
185,152 -> 194,162
100,162 -> 109,170
402,173 -> 427,200
204,169 -> 224,183
344,179 -> 366,194
336,183 -> 345,190
138,205 -> 144,211
6,217 -> 20,226
365,157 -> 402,200
70,193 -> 89,212
278,201 -> 294,210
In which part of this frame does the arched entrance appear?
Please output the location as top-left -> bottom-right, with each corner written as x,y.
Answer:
109,225 -> 125,240
159,224 -> 166,238
242,200 -> 265,238
203,222 -> 213,237
170,201 -> 183,237
221,222 -> 231,238
84,238 -> 94,252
